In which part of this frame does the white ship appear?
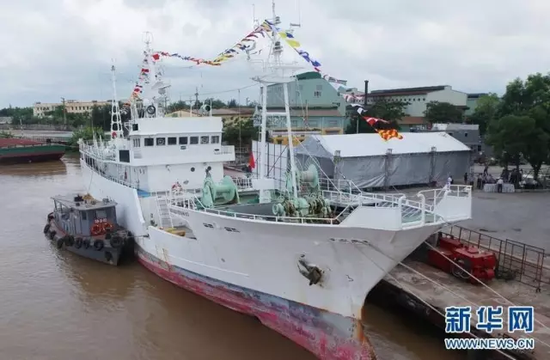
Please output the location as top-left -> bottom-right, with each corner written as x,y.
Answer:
79,16 -> 473,360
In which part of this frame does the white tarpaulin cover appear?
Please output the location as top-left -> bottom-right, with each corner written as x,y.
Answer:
295,133 -> 472,188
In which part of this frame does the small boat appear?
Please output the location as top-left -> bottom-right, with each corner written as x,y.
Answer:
44,194 -> 134,265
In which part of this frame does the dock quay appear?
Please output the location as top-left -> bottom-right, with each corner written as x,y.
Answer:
370,225 -> 550,359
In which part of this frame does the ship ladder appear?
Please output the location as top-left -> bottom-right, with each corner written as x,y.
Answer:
155,194 -> 174,230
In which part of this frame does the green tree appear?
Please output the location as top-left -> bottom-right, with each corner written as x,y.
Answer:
345,99 -> 407,134
67,126 -> 105,148
468,93 -> 500,136
167,100 -> 189,113
0,131 -> 14,138
227,99 -> 238,108
424,101 -> 464,123
488,73 -> 550,179
486,115 -> 549,179
222,118 -> 260,147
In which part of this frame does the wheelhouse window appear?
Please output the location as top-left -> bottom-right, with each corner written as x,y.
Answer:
200,136 -> 209,144
179,137 -> 188,145
190,136 -> 199,145
156,137 -> 166,146
133,138 -> 140,147
144,138 -> 154,146
211,135 -> 220,144
167,137 -> 177,145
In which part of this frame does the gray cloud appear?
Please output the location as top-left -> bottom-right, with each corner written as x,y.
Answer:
1,0 -> 549,108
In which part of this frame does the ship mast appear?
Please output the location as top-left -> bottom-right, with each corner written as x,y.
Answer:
110,63 -> 123,139
257,0 -> 299,200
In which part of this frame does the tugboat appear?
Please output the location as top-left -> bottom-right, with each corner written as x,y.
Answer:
43,194 -> 134,265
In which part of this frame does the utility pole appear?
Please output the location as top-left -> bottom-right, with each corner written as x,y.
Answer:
357,80 -> 369,134
194,87 -> 199,108
61,97 -> 67,126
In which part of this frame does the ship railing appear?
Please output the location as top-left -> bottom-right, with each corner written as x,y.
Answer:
169,194 -> 343,225
322,185 -> 472,227
82,159 -> 137,188
80,144 -> 116,161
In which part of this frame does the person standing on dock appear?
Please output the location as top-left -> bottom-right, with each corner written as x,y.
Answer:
497,177 -> 504,193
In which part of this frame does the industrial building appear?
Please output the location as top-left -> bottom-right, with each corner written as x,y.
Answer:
33,100 -> 111,117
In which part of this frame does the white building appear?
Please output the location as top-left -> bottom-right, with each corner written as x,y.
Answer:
33,100 -> 111,117
367,85 -> 468,117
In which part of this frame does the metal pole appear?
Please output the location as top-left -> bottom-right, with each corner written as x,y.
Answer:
284,82 -> 298,199
61,97 -> 67,126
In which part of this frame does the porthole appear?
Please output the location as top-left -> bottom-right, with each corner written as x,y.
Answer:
191,167 -> 195,172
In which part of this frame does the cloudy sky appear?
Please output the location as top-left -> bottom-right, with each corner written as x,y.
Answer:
1,0 -> 549,108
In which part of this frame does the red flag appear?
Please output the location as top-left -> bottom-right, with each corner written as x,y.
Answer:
363,116 -> 389,127
249,152 -> 256,169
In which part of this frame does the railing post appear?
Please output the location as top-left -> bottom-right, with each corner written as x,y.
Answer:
398,195 -> 406,226
418,193 -> 426,225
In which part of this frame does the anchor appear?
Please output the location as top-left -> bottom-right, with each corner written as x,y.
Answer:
297,255 -> 323,286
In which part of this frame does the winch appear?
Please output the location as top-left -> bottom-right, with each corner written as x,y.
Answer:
427,234 -> 497,284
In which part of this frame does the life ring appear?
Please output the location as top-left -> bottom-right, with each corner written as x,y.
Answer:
93,239 -> 104,251
91,224 -> 102,236
146,105 -> 156,115
103,222 -> 114,233
75,238 -> 83,249
112,131 -> 117,138
43,224 -> 51,234
110,236 -> 123,249
83,239 -> 91,249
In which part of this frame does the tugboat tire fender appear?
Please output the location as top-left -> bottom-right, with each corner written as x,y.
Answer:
43,224 -> 51,234
93,240 -> 104,251
110,236 -> 123,249
64,236 -> 74,247
56,238 -> 64,249
49,230 -> 56,240
74,238 -> 83,249
83,239 -> 91,249
105,251 -> 113,262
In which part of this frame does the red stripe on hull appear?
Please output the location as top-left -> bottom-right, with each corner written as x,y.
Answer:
137,249 -> 376,360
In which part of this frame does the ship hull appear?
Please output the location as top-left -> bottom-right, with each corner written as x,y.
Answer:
136,246 -> 376,360
81,159 -> 440,359
0,144 -> 65,164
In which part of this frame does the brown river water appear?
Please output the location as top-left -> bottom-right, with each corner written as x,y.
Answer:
0,155 -> 465,360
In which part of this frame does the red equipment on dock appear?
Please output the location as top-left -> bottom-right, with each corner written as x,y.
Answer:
427,234 -> 497,284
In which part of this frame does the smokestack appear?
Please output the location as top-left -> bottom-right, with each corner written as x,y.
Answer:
364,80 -> 369,107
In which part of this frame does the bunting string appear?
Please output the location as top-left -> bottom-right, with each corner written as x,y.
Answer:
264,19 -> 402,141
126,19 -> 402,141
128,25 -> 269,102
